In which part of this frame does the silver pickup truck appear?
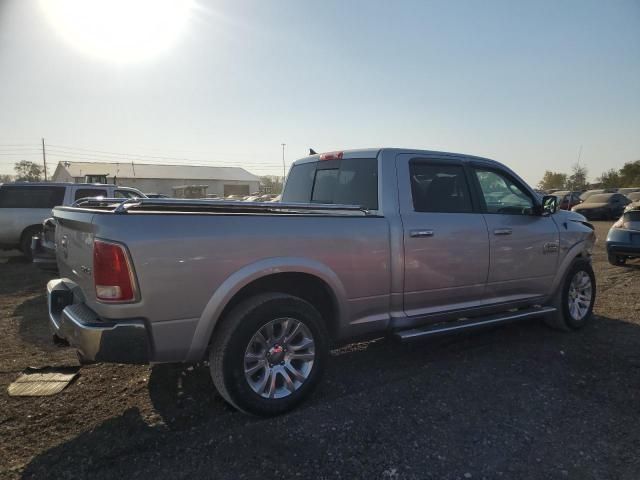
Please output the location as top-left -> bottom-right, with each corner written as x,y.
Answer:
47,148 -> 596,415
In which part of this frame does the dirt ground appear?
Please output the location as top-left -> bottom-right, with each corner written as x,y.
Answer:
1,221 -> 638,480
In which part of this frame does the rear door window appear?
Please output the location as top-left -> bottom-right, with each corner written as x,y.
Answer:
283,158 -> 378,210
409,163 -> 473,213
74,188 -> 108,201
0,186 -> 66,208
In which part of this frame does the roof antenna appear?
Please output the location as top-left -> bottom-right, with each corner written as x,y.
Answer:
309,148 -> 317,155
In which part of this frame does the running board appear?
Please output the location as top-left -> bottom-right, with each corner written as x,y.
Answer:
394,306 -> 557,342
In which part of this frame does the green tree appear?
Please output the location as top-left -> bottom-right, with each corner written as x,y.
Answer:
566,163 -> 588,191
537,171 -> 567,191
14,160 -> 44,182
618,160 -> 640,187
0,174 -> 13,183
597,169 -> 621,189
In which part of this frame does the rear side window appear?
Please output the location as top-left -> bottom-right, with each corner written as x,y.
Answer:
74,188 -> 108,201
0,186 -> 65,208
409,163 -> 473,213
282,162 -> 316,203
283,158 -> 378,210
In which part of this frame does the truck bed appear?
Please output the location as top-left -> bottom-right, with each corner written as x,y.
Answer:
52,199 -> 391,363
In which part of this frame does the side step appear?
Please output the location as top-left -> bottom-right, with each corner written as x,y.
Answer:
394,306 -> 557,342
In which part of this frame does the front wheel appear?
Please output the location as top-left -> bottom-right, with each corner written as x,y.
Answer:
545,258 -> 596,331
209,293 -> 328,416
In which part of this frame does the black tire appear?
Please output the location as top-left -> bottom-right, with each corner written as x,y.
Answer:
608,253 -> 626,266
544,258 -> 596,331
209,293 -> 329,416
20,226 -> 41,261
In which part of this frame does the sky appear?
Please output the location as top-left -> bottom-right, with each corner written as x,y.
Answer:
0,0 -> 639,185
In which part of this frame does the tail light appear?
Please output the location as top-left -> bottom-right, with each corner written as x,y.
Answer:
93,239 -> 137,302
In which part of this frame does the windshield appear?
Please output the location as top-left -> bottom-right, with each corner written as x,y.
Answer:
585,194 -> 614,203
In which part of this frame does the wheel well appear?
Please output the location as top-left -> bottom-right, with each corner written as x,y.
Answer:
217,273 -> 340,340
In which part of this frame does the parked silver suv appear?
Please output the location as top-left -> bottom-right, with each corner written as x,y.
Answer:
0,182 -> 144,258
46,149 -> 596,415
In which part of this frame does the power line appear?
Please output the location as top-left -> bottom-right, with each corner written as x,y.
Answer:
0,143 -> 39,147
0,152 -> 41,155
44,152 -> 280,170
47,143 -> 274,164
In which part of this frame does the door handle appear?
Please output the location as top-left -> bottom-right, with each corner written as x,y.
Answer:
410,229 -> 434,238
493,228 -> 512,236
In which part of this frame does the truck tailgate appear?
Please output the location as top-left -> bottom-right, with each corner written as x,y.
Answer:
53,208 -> 97,304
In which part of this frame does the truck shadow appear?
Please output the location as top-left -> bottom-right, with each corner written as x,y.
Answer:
22,314 -> 640,479
14,294 -> 58,350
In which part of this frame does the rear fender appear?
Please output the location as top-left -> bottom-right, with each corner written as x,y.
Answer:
185,257 -> 348,362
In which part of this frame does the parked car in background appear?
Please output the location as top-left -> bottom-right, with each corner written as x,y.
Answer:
606,206 -> 640,265
571,193 -> 630,220
617,187 -> 640,196
626,192 -> 640,202
0,182 -> 145,259
624,192 -> 640,212
47,148 -> 596,416
580,189 -> 612,202
257,194 -> 278,202
552,191 -> 582,210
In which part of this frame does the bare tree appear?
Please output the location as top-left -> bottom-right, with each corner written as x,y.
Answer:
566,163 -> 588,191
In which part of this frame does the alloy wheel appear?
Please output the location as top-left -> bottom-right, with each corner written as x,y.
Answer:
243,317 -> 315,399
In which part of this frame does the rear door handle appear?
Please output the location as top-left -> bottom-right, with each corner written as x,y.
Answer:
410,229 -> 434,238
493,228 -> 512,236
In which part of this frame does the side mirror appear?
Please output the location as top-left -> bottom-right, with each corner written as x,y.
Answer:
539,195 -> 558,216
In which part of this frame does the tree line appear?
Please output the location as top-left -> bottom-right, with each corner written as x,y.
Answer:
538,159 -> 640,192
0,160 -> 47,183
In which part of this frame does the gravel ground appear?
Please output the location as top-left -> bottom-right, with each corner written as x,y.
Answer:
1,221 -> 639,480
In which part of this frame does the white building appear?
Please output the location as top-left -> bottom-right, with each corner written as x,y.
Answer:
51,161 -> 261,197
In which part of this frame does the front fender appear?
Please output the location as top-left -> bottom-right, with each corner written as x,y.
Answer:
185,257 -> 348,362
550,239 -> 593,294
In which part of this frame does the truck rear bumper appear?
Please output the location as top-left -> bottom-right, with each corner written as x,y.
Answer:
47,279 -> 150,364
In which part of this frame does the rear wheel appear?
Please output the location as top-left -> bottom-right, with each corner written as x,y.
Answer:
545,258 -> 596,331
608,253 -> 626,266
20,226 -> 41,261
209,293 -> 328,416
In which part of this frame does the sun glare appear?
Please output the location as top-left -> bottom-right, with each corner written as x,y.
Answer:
40,0 -> 194,64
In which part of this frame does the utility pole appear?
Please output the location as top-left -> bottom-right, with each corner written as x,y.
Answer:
281,143 -> 286,186
41,137 -> 48,181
